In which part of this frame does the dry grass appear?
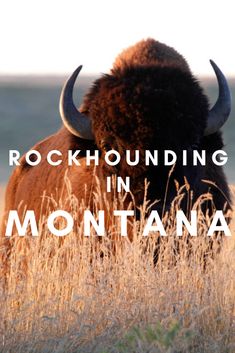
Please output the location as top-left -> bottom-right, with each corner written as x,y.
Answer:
0,181 -> 234,353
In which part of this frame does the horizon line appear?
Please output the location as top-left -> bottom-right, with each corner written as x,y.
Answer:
1,73 -> 235,80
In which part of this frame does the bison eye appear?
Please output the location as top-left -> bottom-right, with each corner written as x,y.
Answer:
100,140 -> 113,152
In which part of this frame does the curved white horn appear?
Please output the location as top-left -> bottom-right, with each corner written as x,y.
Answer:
204,60 -> 231,136
59,65 -> 94,140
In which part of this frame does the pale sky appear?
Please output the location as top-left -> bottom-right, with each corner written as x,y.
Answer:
0,0 -> 234,76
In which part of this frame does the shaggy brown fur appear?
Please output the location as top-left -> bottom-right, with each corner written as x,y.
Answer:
112,38 -> 190,73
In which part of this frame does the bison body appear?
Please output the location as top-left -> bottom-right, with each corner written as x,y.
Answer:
1,39 -> 232,234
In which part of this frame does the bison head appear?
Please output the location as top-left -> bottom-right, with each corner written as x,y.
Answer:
59,40 -> 231,211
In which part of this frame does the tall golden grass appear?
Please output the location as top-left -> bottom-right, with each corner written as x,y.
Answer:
0,180 -> 234,353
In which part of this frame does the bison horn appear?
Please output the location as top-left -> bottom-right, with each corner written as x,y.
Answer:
59,65 -> 94,140
204,60 -> 231,136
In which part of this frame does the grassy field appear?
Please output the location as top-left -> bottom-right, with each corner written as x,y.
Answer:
0,184 -> 234,353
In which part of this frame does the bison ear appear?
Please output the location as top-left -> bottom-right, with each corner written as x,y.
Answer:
204,60 -> 231,136
59,66 -> 94,140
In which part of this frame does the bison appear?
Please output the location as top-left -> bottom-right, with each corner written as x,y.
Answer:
0,38 -> 232,236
